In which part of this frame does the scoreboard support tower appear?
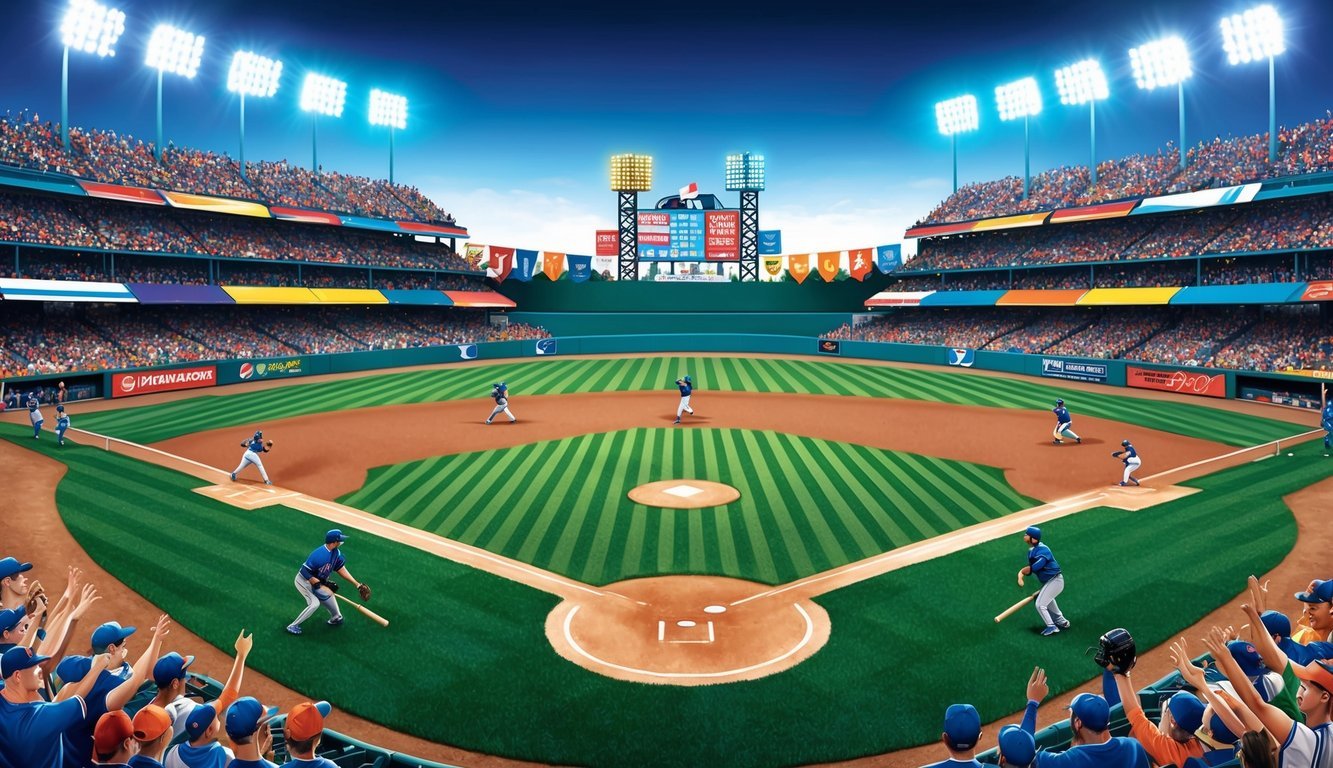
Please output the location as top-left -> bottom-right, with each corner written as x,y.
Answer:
617,192 -> 639,281
739,190 -> 759,281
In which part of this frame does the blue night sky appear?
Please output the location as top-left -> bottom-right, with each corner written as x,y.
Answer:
3,0 -> 1331,254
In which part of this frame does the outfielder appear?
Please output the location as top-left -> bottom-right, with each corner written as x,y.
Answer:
230,430 -> 272,485
1017,526 -> 1069,636
287,529 -> 370,635
674,375 -> 695,424
26,393 -> 42,439
1051,398 -> 1082,445
55,405 -> 70,446
1112,439 -> 1142,486
485,381 -> 516,424
1322,400 -> 1332,456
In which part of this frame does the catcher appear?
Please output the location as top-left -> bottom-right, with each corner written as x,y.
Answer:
287,529 -> 372,635
231,430 -> 274,485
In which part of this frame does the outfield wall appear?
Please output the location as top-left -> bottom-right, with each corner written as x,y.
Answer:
495,277 -> 893,313
507,312 -> 853,336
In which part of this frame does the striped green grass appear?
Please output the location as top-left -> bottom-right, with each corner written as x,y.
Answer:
77,356 -> 1298,446
341,428 -> 1037,585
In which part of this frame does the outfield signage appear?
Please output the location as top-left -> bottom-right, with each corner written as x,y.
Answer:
238,358 -> 306,381
1126,365 -> 1225,398
948,348 -> 975,367
817,339 -> 841,356
595,230 -> 618,257
112,365 -> 217,398
1040,358 -> 1107,384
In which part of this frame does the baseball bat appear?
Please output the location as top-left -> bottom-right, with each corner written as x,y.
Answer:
333,592 -> 389,628
994,593 -> 1039,624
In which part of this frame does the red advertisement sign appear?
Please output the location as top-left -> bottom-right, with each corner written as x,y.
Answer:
1126,366 -> 1226,399
112,366 -> 218,398
595,230 -> 618,257
637,212 -> 671,246
1300,281 -> 1333,301
704,211 -> 739,261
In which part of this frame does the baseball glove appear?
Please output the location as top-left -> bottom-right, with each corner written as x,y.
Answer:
320,580 -> 339,593
265,440 -> 274,448
357,583 -> 372,602
1111,450 -> 1122,458
1092,627 -> 1137,674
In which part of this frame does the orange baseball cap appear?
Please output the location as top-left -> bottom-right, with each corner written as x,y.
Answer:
284,700 -> 331,742
132,705 -> 173,742
93,711 -> 134,754
1294,660 -> 1333,692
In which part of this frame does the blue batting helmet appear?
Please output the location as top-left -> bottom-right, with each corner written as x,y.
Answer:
1055,398 -> 1064,406
1121,439 -> 1130,446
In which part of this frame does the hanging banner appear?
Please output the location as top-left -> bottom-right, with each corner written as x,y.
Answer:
758,230 -> 782,255
788,254 -> 811,284
704,211 -> 740,261
488,246 -> 514,283
591,254 -> 616,279
513,249 -> 538,282
542,252 -> 565,281
817,251 -> 841,282
876,244 -> 902,274
848,248 -> 874,281
595,230 -> 618,257
567,254 -> 592,283
762,256 -> 784,277
465,244 -> 487,270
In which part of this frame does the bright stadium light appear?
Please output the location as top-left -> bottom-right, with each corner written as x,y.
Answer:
227,51 -> 283,178
935,95 -> 978,193
58,0 -> 127,149
610,153 -> 653,192
300,72 -> 347,173
995,77 -> 1042,200
1222,4 -> 1286,162
1054,59 -> 1110,184
724,152 -> 766,191
145,24 -> 206,161
610,153 -> 653,281
1129,36 -> 1193,170
369,89 -> 408,184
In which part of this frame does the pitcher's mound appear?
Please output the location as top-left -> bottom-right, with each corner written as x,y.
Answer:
628,480 -> 739,509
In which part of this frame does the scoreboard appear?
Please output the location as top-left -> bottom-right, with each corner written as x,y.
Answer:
637,210 -> 739,261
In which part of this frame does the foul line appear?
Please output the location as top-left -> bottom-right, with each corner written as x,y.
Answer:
1141,429 -> 1323,482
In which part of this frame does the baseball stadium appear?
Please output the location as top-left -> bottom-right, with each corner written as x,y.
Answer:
2,1 -> 1333,767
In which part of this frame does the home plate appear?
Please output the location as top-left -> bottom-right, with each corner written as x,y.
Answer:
627,480 -> 741,509
663,484 -> 704,499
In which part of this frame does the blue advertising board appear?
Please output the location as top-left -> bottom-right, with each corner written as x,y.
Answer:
1040,357 -> 1108,383
759,230 -> 782,255
637,210 -> 705,260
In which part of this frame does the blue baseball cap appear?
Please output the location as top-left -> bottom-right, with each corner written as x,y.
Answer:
54,655 -> 93,685
1167,691 -> 1206,734
1261,610 -> 1292,639
998,724 -> 1036,767
325,529 -> 348,544
0,558 -> 33,582
185,703 -> 217,740
942,703 -> 981,750
224,696 -> 279,740
1055,399 -> 1064,406
2,646 -> 50,679
1068,693 -> 1110,732
1227,640 -> 1265,677
91,621 -> 136,651
0,606 -> 26,634
1296,580 -> 1333,604
1024,526 -> 1042,541
1199,711 -> 1238,749
152,652 -> 195,688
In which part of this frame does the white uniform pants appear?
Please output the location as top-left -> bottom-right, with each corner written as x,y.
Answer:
232,450 -> 270,482
1036,574 -> 1067,627
487,398 -> 515,422
292,573 -> 342,626
1053,422 -> 1080,440
676,395 -> 694,418
1123,457 -> 1142,483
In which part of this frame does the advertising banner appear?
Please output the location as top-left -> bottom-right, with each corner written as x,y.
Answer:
595,230 -> 618,257
591,254 -> 616,278
542,252 -> 565,281
817,251 -> 841,282
112,366 -> 217,398
1040,358 -> 1108,384
759,230 -> 782,255
567,255 -> 592,283
1126,366 -> 1225,398
948,348 -> 975,367
1301,281 -> 1333,302
488,246 -> 514,283
636,210 -> 705,260
848,248 -> 874,281
704,211 -> 740,261
512,249 -> 538,282
817,339 -> 841,355
876,244 -> 902,273
535,338 -> 558,356
238,358 -> 306,381
788,254 -> 811,284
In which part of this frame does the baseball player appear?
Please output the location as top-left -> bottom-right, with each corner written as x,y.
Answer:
55,405 -> 70,447
1051,398 -> 1082,445
1112,439 -> 1142,486
485,382 -> 516,424
1017,526 -> 1069,636
1321,400 -> 1332,457
26,393 -> 43,439
287,529 -> 370,635
674,375 -> 695,424
230,430 -> 272,485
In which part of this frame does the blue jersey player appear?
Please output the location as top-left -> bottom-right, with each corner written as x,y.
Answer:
287,529 -> 367,635
55,405 -> 70,446
230,431 -> 272,485
1051,399 -> 1082,445
674,375 -> 695,424
1322,401 -> 1332,456
1112,439 -> 1142,486
485,382 -> 516,424
26,394 -> 43,439
1018,526 -> 1069,636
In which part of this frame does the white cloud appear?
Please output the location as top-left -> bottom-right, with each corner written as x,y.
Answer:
763,199 -> 920,256
439,186 -> 612,254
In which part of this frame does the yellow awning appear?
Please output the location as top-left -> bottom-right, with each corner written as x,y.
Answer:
310,288 -> 389,304
1078,287 -> 1181,306
222,286 -> 319,304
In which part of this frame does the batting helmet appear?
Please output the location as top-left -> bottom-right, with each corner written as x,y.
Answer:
254,430 -> 263,439
684,375 -> 692,384
1121,439 -> 1131,447
56,405 -> 64,412
1056,399 -> 1064,406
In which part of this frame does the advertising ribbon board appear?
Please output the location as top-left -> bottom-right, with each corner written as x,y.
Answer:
1126,366 -> 1226,398
1040,358 -> 1108,384
112,366 -> 217,398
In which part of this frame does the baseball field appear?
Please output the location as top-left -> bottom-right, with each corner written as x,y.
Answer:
2,353 -> 1326,767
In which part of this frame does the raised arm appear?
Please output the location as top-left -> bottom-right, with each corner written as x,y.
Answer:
106,615 -> 170,712
1202,625 -> 1295,744
1169,637 -> 1247,739
212,630 -> 254,713
1241,601 -> 1290,672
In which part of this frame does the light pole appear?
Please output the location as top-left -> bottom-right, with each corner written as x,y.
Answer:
1221,4 -> 1286,163
1129,36 -> 1193,171
725,152 -> 766,281
226,51 -> 283,180
368,89 -> 408,184
935,95 -> 979,193
58,0 -> 126,151
1054,59 -> 1109,185
610,154 -> 653,281
995,77 -> 1042,200
144,24 -> 205,161
299,72 -> 347,174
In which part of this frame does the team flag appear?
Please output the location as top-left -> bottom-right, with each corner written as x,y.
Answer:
488,246 -> 514,283
848,248 -> 874,281
876,244 -> 902,274
542,251 -> 565,281
762,256 -> 783,277
513,249 -> 538,282
788,254 -> 811,284
817,251 -> 841,282
679,182 -> 699,200
567,254 -> 592,283
465,244 -> 486,269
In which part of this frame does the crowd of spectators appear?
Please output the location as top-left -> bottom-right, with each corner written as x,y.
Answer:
1045,311 -> 1170,359
1211,306 -> 1333,372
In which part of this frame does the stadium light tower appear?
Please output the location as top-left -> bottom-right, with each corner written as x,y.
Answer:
1054,59 -> 1110,185
610,154 -> 653,281
995,77 -> 1042,200
1221,4 -> 1286,163
935,95 -> 979,193
145,24 -> 206,162
299,72 -> 347,174
368,89 -> 408,184
1129,36 -> 1193,171
58,0 -> 127,150
226,51 -> 283,180
725,152 -> 766,281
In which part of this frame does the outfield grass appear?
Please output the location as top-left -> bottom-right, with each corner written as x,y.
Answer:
342,428 -> 1037,585
75,356 -> 1301,446
4,421 -> 1318,766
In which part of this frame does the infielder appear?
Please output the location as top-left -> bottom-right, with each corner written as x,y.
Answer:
1051,398 -> 1082,445
230,430 -> 272,485
674,375 -> 695,424
287,529 -> 370,635
485,381 -> 516,424
26,393 -> 42,439
1322,400 -> 1332,456
1017,526 -> 1069,636
1112,439 -> 1142,486
55,405 -> 70,446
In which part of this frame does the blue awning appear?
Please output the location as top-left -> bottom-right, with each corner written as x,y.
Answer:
1169,283 -> 1306,305
919,290 -> 1008,307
